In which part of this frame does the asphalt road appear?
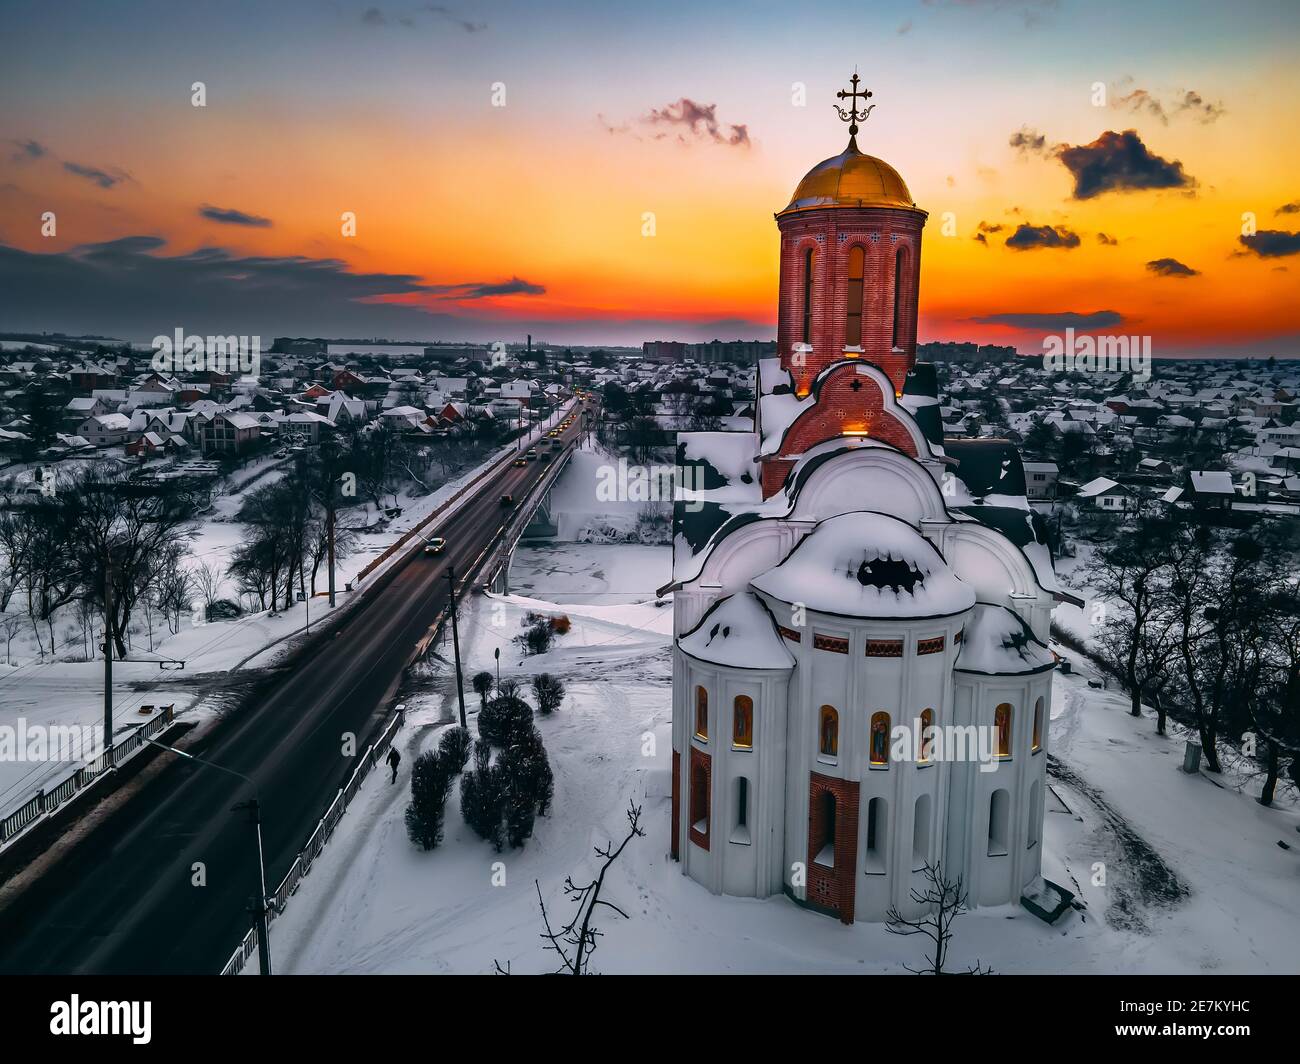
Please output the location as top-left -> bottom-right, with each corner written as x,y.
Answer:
0,407 -> 592,974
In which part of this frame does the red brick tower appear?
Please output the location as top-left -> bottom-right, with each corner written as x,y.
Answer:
776,79 -> 926,396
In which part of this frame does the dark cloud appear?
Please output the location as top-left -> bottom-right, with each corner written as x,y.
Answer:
362,5 -> 486,32
9,139 -> 47,162
1096,232 -> 1118,246
1146,257 -> 1199,277
1239,230 -> 1300,258
1056,129 -> 1194,200
0,235 -> 437,338
922,0 -> 1060,29
1005,223 -> 1081,250
1275,201 -> 1300,215
1112,88 -> 1166,123
198,204 -> 273,228
637,98 -> 750,148
897,19 -> 913,34
1008,127 -> 1050,157
62,160 -> 130,189
427,276 -> 546,299
973,221 -> 1003,245
972,310 -> 1125,330
422,4 -> 486,32
1175,90 -> 1224,124
1111,87 -> 1224,125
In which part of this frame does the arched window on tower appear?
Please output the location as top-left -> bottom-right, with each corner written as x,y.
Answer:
733,695 -> 753,749
845,245 -> 865,347
1027,781 -> 1041,850
864,797 -> 888,873
994,702 -> 1013,759
819,705 -> 839,757
988,789 -> 1010,856
802,247 -> 816,346
694,686 -> 708,741
912,793 -> 932,871
870,711 -> 891,766
918,708 -> 935,764
1032,696 -> 1044,753
891,246 -> 906,349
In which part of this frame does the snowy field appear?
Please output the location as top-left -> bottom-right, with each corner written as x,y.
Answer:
266,545 -> 1299,975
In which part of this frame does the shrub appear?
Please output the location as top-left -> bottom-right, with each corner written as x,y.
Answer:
532,673 -> 565,716
460,741 -> 506,851
438,725 -> 472,773
404,750 -> 454,851
515,617 -> 554,655
478,694 -> 534,748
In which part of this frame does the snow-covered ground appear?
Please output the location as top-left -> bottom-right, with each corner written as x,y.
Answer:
265,544 -> 1298,975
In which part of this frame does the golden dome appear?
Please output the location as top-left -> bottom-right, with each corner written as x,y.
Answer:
779,138 -> 923,216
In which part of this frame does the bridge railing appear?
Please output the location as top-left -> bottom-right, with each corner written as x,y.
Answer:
0,705 -> 177,852
220,704 -> 406,975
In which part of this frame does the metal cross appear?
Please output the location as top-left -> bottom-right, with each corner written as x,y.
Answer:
834,72 -> 875,138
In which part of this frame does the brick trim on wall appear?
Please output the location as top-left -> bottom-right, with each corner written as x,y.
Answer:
806,771 -> 861,924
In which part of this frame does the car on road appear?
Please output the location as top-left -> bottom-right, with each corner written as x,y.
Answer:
513,456 -> 527,467
422,537 -> 446,556
500,493 -> 514,507
526,448 -> 537,460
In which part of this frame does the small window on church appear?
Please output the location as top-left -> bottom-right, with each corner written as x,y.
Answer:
1027,781 -> 1041,850
891,246 -> 906,348
819,705 -> 838,757
845,245 -> 865,347
802,247 -> 815,345
912,793 -> 931,871
694,686 -> 708,741
994,703 -> 1012,759
988,789 -> 1010,856
865,797 -> 887,873
918,708 -> 935,764
733,695 -> 753,749
1032,696 -> 1044,753
869,711 -> 891,766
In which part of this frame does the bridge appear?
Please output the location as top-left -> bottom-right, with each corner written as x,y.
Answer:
481,404 -> 594,593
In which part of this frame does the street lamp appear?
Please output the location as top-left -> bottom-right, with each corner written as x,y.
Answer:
144,738 -> 273,975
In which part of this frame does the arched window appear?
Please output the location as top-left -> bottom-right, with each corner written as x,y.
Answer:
891,246 -> 906,349
994,702 -> 1013,759
1027,781 -> 1041,849
819,705 -> 838,757
694,686 -> 708,741
988,789 -> 1009,856
869,711 -> 891,765
865,797 -> 888,873
918,708 -> 935,764
802,247 -> 816,345
1032,696 -> 1044,753
733,695 -> 753,749
912,793 -> 931,871
845,245 -> 865,347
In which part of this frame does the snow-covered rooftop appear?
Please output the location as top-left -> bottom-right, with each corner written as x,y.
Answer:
678,593 -> 795,670
750,511 -> 976,619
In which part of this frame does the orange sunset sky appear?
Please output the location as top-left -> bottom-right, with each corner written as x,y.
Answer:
1,0 -> 1298,356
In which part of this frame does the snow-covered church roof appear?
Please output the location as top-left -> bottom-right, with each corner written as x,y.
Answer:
750,511 -> 977,620
955,603 -> 1055,675
679,593 -> 795,670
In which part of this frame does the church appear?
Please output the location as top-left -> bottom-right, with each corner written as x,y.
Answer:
658,79 -> 1065,924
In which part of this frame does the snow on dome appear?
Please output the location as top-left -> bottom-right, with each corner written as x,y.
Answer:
679,593 -> 795,670
750,511 -> 975,619
955,603 -> 1055,675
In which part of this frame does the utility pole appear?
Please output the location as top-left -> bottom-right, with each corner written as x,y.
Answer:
235,797 -> 273,976
326,498 -> 336,608
103,558 -> 113,751
446,565 -> 468,729
145,738 -> 273,975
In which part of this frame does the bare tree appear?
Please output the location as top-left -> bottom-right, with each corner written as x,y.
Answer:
885,862 -> 991,975
498,800 -> 644,975
0,615 -> 22,665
